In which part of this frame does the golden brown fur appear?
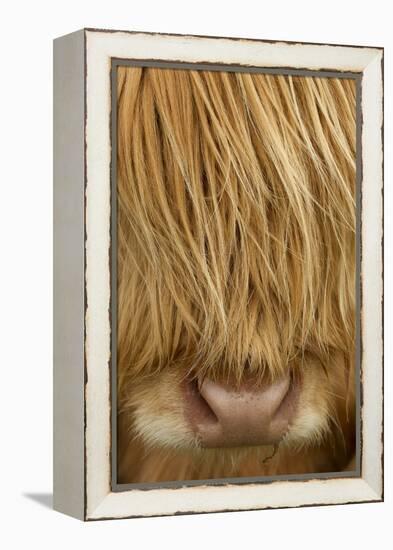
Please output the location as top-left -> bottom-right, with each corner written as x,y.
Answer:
116,66 -> 356,483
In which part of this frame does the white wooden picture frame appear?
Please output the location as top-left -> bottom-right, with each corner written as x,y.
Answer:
53,28 -> 383,521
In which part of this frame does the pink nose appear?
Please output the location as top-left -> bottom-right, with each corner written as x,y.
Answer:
185,374 -> 299,448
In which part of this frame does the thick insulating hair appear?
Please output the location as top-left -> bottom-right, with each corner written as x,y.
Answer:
117,67 -> 356,407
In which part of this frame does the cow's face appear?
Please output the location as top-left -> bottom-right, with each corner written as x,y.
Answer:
117,67 -> 356,474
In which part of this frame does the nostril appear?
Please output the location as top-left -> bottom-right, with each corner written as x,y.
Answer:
185,378 -> 218,426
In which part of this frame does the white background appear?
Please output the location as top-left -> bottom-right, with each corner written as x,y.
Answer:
0,1 -> 391,548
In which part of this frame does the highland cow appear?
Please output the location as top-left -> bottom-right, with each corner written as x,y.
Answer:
116,66 -> 356,483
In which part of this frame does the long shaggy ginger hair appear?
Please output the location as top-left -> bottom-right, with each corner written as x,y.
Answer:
116,66 -> 356,483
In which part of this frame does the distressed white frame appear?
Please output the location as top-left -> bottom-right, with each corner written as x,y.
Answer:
54,28 -> 383,521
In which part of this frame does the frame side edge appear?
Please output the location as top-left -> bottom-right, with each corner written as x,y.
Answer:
53,29 -> 86,521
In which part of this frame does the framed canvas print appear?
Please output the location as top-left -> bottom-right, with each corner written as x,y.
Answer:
53,28 -> 384,521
